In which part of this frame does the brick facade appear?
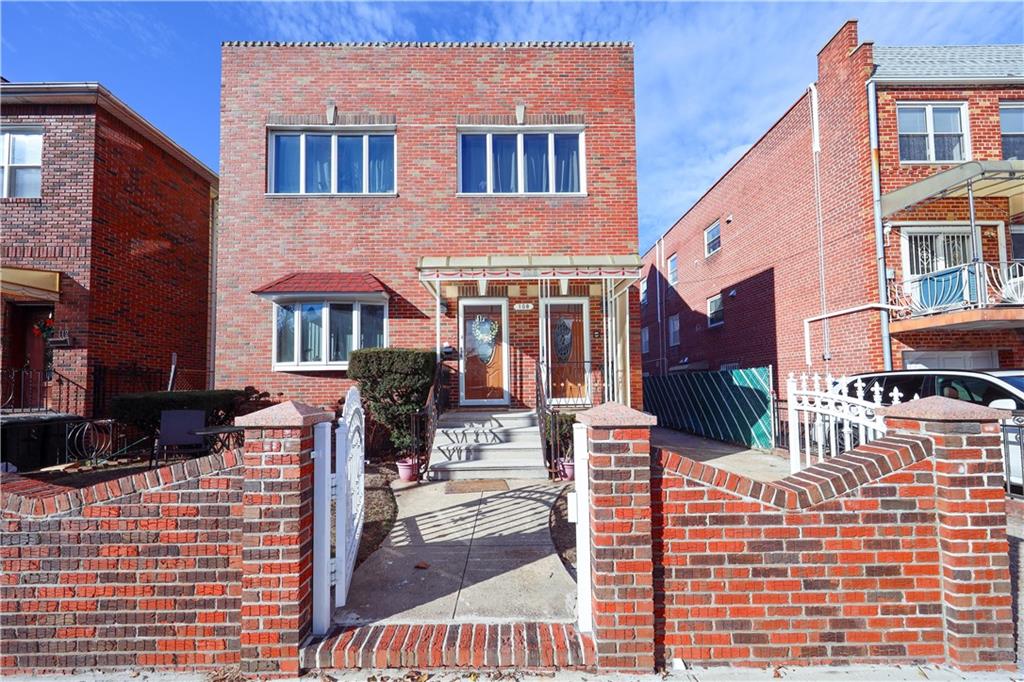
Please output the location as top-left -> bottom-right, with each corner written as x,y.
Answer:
0,85 -> 217,415
216,43 -> 640,410
640,21 -> 1023,388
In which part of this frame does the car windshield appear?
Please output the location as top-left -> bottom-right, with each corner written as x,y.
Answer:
1000,375 -> 1024,392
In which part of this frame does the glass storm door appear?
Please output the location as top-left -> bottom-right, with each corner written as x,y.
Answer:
459,300 -> 508,405
545,301 -> 589,403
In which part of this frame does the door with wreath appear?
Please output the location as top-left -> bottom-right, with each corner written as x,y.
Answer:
460,302 -> 507,405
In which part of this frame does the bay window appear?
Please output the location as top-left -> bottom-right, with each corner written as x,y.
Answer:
1,129 -> 43,198
269,131 -> 396,195
273,300 -> 387,370
458,130 -> 585,194
897,103 -> 968,163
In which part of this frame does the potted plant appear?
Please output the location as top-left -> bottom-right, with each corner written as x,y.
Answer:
560,457 -> 575,481
397,456 -> 419,482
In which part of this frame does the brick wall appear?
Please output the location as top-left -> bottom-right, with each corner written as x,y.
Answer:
216,44 -> 639,407
0,451 -> 243,672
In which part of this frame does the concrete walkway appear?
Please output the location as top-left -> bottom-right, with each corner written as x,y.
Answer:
651,427 -> 791,482
335,479 -> 576,625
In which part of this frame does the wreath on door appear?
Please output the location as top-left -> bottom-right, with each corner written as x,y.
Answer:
471,315 -> 499,365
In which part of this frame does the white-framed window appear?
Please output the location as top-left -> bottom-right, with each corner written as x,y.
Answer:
0,129 -> 42,198
707,294 -> 724,327
720,362 -> 739,371
704,221 -> 721,257
268,130 -> 396,195
458,130 -> 585,195
641,326 -> 650,355
667,254 -> 678,286
896,103 -> 968,163
639,278 -> 648,306
668,314 -> 680,347
1012,225 -> 1024,260
901,227 -> 974,278
1001,104 -> 1024,160
273,299 -> 387,370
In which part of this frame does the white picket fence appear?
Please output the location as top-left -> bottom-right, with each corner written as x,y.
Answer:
312,386 -> 366,636
787,373 -> 912,474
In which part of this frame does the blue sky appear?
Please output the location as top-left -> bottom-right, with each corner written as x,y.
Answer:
2,2 -> 1021,250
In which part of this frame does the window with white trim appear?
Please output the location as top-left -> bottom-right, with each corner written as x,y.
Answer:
896,103 -> 967,163
667,254 -> 678,286
0,129 -> 42,198
707,294 -> 724,327
1001,104 -> 1024,160
641,327 -> 650,354
639,278 -> 648,306
268,131 -> 395,195
668,314 -> 680,347
458,131 -> 584,194
704,221 -> 721,256
903,228 -> 973,278
274,299 -> 387,370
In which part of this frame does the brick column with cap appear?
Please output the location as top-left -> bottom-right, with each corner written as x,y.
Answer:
575,402 -> 657,672
879,396 -> 1014,672
235,401 -> 333,677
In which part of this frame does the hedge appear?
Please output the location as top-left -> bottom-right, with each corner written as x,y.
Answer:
347,348 -> 436,453
109,389 -> 248,438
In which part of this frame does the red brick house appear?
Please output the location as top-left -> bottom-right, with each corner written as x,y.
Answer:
0,82 -> 218,415
215,42 -> 642,414
641,21 -> 1023,389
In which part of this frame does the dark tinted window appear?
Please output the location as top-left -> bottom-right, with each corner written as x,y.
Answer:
935,375 -> 1023,408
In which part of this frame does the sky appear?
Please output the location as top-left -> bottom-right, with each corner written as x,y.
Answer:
2,2 -> 1022,251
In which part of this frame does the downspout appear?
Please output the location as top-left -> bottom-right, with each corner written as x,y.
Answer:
867,79 -> 894,371
808,83 -> 830,368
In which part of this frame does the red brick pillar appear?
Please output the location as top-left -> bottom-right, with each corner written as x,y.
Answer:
236,401 -> 333,677
881,397 -> 1014,672
575,402 -> 657,672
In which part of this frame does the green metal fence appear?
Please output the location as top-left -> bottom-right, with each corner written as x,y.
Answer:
643,367 -> 775,449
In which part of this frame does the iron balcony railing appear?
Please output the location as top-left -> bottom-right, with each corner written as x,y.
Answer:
1,368 -> 86,415
888,259 -> 1024,319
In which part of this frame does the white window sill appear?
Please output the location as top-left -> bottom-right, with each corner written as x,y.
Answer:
897,160 -> 969,166
265,192 -> 399,198
455,192 -> 588,198
273,363 -> 349,372
708,322 -> 724,329
705,249 -> 722,259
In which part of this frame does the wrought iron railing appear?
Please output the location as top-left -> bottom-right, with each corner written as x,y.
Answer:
1,368 -> 86,414
411,362 -> 449,478
535,361 -> 579,479
888,259 -> 1024,319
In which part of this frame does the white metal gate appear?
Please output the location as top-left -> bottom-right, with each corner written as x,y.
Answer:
312,385 -> 366,636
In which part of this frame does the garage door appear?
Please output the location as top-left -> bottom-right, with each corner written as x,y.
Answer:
903,350 -> 999,370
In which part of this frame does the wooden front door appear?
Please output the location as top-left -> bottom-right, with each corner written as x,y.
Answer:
459,300 -> 508,405
545,300 -> 589,403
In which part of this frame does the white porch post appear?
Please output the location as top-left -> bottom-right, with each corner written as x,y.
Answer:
434,282 -> 442,361
572,421 -> 592,633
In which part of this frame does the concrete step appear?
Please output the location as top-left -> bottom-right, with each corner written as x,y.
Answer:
434,424 -> 542,447
431,442 -> 545,464
437,410 -> 538,429
426,457 -> 550,481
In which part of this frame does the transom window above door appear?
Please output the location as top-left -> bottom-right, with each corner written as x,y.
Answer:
268,131 -> 395,195
896,103 -> 968,163
458,130 -> 585,195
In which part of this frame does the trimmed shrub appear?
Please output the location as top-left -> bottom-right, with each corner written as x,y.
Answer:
347,348 -> 436,454
110,389 -> 249,439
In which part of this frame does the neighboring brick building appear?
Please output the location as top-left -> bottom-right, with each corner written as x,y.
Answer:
0,82 -> 218,415
641,21 -> 1024,390
216,42 -> 642,412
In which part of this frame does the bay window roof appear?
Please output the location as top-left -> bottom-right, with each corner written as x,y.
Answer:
252,271 -> 386,296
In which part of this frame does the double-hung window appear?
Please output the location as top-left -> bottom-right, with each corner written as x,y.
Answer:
639,278 -> 648,306
704,221 -> 721,257
641,327 -> 650,354
0,129 -> 42,198
274,300 -> 387,370
667,254 -> 678,286
896,103 -> 968,163
458,130 -> 585,194
1001,104 -> 1024,160
668,315 -> 680,347
269,131 -> 396,195
707,294 -> 724,328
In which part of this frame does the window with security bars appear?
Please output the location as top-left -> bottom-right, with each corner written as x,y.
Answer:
906,231 -> 972,277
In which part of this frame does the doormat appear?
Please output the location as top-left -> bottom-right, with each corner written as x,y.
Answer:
445,480 -> 509,494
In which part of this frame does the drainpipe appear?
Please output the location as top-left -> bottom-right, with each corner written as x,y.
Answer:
867,79 -> 894,371
808,83 -> 830,369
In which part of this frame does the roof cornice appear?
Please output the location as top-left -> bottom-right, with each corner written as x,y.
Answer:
222,40 -> 632,48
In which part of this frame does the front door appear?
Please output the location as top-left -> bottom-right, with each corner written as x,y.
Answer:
543,299 -> 590,404
459,299 -> 509,405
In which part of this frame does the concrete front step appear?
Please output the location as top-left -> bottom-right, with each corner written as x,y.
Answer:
301,621 -> 595,671
427,458 -> 550,480
435,424 -> 542,446
427,409 -> 548,481
436,409 -> 539,429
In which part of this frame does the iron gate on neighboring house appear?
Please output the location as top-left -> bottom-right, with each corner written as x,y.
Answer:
643,367 -> 774,449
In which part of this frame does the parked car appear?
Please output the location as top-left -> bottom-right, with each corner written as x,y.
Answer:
838,369 -> 1023,488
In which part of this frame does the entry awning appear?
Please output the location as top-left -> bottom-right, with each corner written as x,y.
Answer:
417,254 -> 642,282
881,159 -> 1024,218
0,266 -> 61,302
252,272 -> 388,300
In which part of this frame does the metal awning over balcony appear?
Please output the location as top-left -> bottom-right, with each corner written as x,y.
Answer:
0,266 -> 60,302
881,159 -> 1024,218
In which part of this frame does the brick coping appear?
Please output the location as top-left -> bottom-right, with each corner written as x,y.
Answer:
655,433 -> 933,510
301,622 -> 595,672
0,449 -> 242,518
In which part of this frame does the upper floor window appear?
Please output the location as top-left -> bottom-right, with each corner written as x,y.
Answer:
666,254 -> 678,286
641,326 -> 650,354
1001,104 -> 1024,160
268,131 -> 395,195
274,299 -> 386,370
639,278 -> 648,306
704,221 -> 721,257
458,131 -> 584,194
707,294 -> 724,327
897,104 -> 967,163
1,129 -> 42,198
668,314 -> 680,347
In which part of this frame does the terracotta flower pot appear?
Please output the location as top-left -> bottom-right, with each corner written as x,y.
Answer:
561,461 -> 575,481
397,458 -> 419,483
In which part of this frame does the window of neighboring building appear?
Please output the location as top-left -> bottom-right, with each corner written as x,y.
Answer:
896,103 -> 968,163
641,327 -> 650,354
668,315 -> 680,346
704,221 -> 721,257
1001,104 -> 1024,160
720,362 -> 740,371
1012,225 -> 1024,260
268,131 -> 396,195
0,129 -> 42,198
707,294 -> 724,327
639,278 -> 648,306
274,300 -> 386,369
458,131 -> 584,194
667,254 -> 678,286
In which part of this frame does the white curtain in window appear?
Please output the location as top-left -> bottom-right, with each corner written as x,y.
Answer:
492,134 -> 517,192
305,135 -> 332,193
301,304 -> 322,362
554,134 -> 579,193
368,136 -> 394,193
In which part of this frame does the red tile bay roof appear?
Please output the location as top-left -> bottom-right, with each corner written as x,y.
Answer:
252,272 -> 386,295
